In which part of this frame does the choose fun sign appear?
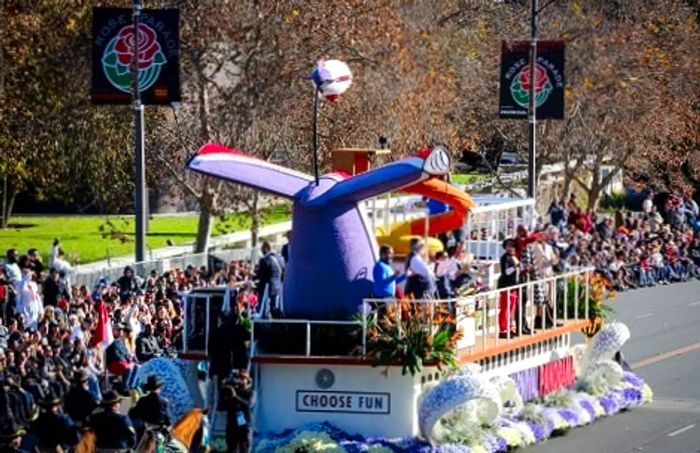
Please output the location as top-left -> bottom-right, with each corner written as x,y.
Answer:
296,391 -> 391,414
91,7 -> 180,104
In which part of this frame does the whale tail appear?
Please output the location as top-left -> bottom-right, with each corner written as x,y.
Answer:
187,143 -> 314,199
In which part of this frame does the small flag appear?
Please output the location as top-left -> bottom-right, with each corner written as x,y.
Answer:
90,300 -> 114,348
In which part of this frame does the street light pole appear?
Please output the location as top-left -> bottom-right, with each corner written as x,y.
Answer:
132,0 -> 146,262
527,0 -> 538,201
312,86 -> 320,186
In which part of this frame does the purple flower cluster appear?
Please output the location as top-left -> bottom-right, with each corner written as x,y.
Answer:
622,371 -> 644,387
597,394 -> 619,415
482,434 -> 508,453
525,420 -> 546,442
558,408 -> 580,426
578,400 -> 597,420
622,387 -> 642,404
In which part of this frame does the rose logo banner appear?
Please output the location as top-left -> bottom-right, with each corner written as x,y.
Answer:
102,23 -> 166,93
499,40 -> 565,120
92,8 -> 180,105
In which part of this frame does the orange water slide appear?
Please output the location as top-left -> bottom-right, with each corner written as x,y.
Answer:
391,178 -> 475,237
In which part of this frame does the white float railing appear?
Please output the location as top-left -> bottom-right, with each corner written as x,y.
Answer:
365,195 -> 537,260
465,198 -> 537,260
458,267 -> 593,352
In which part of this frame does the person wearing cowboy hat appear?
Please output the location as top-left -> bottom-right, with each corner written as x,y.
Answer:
31,391 -> 80,451
0,421 -> 28,453
63,369 -> 97,427
88,389 -> 136,451
128,375 -> 171,429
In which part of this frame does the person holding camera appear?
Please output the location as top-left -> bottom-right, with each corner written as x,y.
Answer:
219,370 -> 253,453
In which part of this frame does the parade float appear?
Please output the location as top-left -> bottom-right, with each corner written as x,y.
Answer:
181,138 -> 653,452
158,59 -> 652,452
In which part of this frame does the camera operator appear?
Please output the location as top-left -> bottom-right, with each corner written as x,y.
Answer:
219,370 -> 253,453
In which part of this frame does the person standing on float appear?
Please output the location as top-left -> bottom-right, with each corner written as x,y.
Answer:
498,239 -> 528,338
404,238 -> 434,299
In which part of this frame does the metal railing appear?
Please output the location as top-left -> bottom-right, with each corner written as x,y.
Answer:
248,267 -> 594,361
70,221 -> 292,287
459,267 -> 593,352
465,198 -> 537,261
250,318 -> 365,359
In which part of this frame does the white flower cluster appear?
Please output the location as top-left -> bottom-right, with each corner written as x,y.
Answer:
419,363 -> 524,441
576,321 -> 631,395
418,322 -> 635,443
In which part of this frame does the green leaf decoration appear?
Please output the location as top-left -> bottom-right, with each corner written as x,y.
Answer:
101,51 -> 118,68
153,51 -> 166,65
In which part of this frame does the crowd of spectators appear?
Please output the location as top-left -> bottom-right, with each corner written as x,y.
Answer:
475,190 -> 698,339
0,237 -> 268,450
543,191 -> 700,290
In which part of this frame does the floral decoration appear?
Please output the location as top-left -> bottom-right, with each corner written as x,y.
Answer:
255,321 -> 652,453
255,369 -> 651,452
363,301 -> 462,376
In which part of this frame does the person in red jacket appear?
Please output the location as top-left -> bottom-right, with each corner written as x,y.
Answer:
515,225 -> 541,259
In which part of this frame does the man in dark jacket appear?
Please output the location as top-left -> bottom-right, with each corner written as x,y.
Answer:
2,378 -> 34,430
129,375 -> 171,428
26,248 -> 43,279
209,313 -> 249,387
116,266 -> 139,298
89,390 -> 137,450
256,242 -> 285,318
64,369 -> 97,427
135,323 -> 162,362
32,392 -> 81,451
42,268 -> 68,308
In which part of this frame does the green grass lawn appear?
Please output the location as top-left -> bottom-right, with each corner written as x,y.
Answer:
0,204 -> 290,265
451,173 -> 490,185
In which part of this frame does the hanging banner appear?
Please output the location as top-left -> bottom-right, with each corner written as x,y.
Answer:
92,7 -> 181,105
499,40 -> 565,120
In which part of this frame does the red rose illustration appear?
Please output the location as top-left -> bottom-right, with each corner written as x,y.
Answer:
518,64 -> 549,93
114,24 -> 161,70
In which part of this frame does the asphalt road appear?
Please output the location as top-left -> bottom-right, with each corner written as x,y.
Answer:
524,280 -> 700,453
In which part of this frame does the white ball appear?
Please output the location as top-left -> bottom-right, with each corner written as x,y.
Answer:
313,59 -> 352,101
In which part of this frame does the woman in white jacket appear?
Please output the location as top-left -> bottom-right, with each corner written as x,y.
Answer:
15,268 -> 44,330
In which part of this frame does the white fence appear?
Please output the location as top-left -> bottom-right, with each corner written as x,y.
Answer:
70,221 -> 292,287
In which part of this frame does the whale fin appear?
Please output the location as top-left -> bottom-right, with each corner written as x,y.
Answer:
309,156 -> 429,206
310,147 -> 451,205
187,143 -> 313,199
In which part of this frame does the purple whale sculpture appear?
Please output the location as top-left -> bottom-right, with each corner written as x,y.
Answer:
188,144 -> 451,319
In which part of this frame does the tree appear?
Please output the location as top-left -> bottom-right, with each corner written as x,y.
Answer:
150,0 -> 415,252
0,1 -> 136,228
